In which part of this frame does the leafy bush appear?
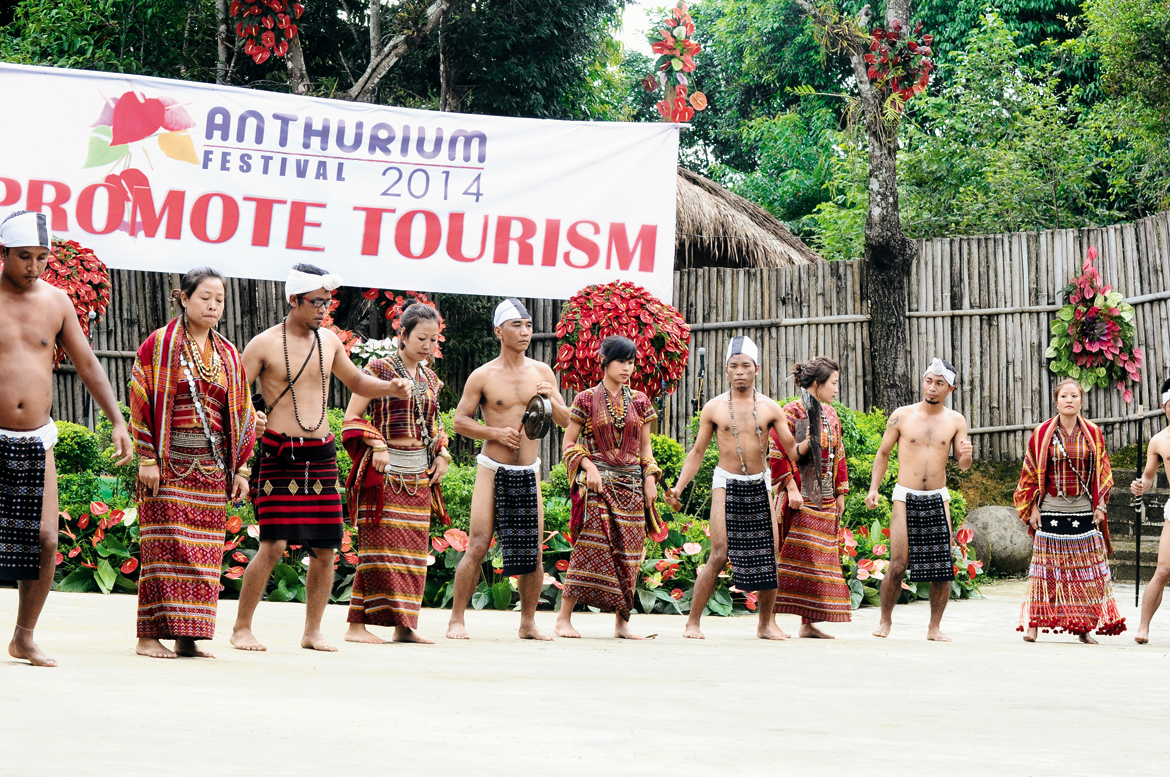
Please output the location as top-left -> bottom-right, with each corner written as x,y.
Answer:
651,433 -> 684,483
54,421 -> 103,474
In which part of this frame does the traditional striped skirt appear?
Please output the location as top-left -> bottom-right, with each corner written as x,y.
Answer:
137,431 -> 227,640
563,463 -> 646,620
347,446 -> 433,629
255,431 -> 344,548
775,497 -> 851,623
1019,496 -> 1125,636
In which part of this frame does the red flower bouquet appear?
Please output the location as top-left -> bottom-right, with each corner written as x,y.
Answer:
643,2 -> 708,122
864,19 -> 934,115
1045,246 -> 1142,402
555,281 -> 690,399
231,0 -> 304,64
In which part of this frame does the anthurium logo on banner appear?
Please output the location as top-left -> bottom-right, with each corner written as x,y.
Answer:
84,91 -> 200,170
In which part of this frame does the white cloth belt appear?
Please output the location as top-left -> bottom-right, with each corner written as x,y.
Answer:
0,420 -> 58,450
712,466 -> 766,491
892,484 -> 950,503
477,454 -> 540,472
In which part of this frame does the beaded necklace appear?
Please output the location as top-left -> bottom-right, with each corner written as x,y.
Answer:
728,389 -> 764,475
391,353 -> 437,453
603,384 -> 631,430
178,333 -> 225,473
281,319 -> 327,433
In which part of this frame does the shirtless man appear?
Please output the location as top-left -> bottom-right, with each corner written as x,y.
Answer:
0,211 -> 132,667
1130,377 -> 1170,644
666,336 -> 800,640
446,298 -> 570,640
231,264 -> 409,652
866,358 -> 973,641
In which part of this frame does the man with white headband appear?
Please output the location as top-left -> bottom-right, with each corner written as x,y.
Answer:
865,356 -> 973,641
232,263 -> 411,653
1131,377 -> 1170,643
0,210 -> 133,666
667,335 -> 800,641
446,298 -> 569,640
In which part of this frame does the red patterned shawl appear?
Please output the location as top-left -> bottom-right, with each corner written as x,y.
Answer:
129,317 -> 256,474
1015,414 -> 1113,553
769,401 -> 849,543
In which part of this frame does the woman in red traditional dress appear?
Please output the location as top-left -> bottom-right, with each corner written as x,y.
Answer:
555,336 -> 663,640
342,300 -> 451,644
769,357 -> 851,638
131,267 -> 257,659
1015,377 -> 1125,642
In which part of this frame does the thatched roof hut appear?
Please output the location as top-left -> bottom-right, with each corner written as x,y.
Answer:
675,166 -> 821,268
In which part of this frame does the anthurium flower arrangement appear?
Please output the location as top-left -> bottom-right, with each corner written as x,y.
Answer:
231,0 -> 304,65
642,1 -> 708,122
1045,246 -> 1143,402
42,240 -> 111,366
555,281 -> 690,399
864,19 -> 934,115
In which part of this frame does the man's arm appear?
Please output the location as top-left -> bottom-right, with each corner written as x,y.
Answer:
537,363 -> 571,428
241,332 -> 265,385
1133,433 -> 1165,495
56,290 -> 131,464
953,413 -> 973,471
866,408 -> 902,505
327,332 -> 409,398
672,400 -> 717,495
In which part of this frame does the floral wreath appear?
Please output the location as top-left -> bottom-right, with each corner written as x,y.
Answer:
642,2 -> 708,122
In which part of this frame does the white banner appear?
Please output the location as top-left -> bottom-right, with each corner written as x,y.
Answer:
0,63 -> 680,301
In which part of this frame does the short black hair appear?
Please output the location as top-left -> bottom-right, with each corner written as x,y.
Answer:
1161,377 -> 1170,395
293,263 -> 327,276
599,335 -> 637,367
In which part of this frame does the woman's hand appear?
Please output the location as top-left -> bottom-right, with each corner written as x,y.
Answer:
583,461 -> 603,492
786,482 -> 804,512
138,463 -> 161,497
428,456 -> 450,486
836,494 -> 846,519
231,474 -> 250,502
1028,506 -> 1042,530
644,477 -> 658,507
1093,508 -> 1106,525
372,449 -> 390,474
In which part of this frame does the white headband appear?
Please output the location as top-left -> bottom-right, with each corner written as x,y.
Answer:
0,210 -> 51,250
493,298 -> 530,327
1162,389 -> 1170,407
726,336 -> 759,366
924,357 -> 956,387
286,267 -> 342,297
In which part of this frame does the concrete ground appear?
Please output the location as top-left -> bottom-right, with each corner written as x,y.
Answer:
2,579 -> 1169,777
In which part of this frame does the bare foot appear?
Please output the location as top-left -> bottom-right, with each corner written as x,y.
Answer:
301,631 -> 339,652
1023,627 -> 1038,643
230,627 -> 267,652
872,620 -> 892,639
133,637 -> 176,659
683,622 -> 705,640
614,622 -> 644,640
1135,627 -> 1150,644
518,623 -> 554,641
799,623 -> 834,639
1078,632 -> 1099,645
555,620 -> 582,639
392,626 -> 434,644
446,621 -> 470,640
345,623 -> 387,644
757,623 -> 790,641
174,638 -> 215,658
926,628 -> 952,642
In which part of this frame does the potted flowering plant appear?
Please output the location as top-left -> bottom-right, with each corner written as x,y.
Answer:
642,1 -> 708,122
1045,246 -> 1142,402
554,281 -> 690,400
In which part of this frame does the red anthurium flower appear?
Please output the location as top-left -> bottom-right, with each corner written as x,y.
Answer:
670,588 -> 684,600
555,559 -> 570,571
431,537 -> 449,553
68,547 -> 81,558
444,528 -> 470,552
120,558 -> 138,574
90,501 -> 109,516
226,515 -> 243,534
81,560 -> 97,570
232,551 -> 249,564
226,566 -> 245,579
55,552 -> 64,566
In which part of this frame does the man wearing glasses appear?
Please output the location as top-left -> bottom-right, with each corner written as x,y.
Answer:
232,264 -> 410,652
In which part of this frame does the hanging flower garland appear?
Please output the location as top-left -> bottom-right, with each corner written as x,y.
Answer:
865,19 -> 934,116
231,0 -> 304,65
1045,246 -> 1143,402
642,1 -> 708,122
555,281 -> 690,399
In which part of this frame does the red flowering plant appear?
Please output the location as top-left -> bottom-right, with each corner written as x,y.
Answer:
36,240 -> 111,367
642,1 -> 708,122
865,19 -> 934,118
555,281 -> 690,400
231,0 -> 304,65
1045,246 -> 1142,403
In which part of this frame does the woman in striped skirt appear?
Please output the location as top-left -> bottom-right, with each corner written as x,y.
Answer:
1014,377 -> 1125,642
131,267 -> 257,659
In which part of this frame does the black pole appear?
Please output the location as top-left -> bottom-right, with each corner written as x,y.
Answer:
1135,403 -> 1145,607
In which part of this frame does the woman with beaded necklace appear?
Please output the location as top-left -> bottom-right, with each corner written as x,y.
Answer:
556,336 -> 663,639
341,300 -> 452,644
129,267 -> 257,659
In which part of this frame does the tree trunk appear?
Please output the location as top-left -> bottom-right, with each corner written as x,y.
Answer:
439,11 -> 452,111
215,0 -> 228,84
286,35 -> 311,96
343,0 -> 452,102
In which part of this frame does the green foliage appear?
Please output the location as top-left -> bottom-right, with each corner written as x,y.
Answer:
54,421 -> 103,474
651,434 -> 685,484
327,408 -> 351,482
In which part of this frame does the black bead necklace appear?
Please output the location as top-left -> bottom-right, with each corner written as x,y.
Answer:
282,319 -> 327,433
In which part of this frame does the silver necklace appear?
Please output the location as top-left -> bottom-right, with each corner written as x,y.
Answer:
178,344 -> 226,473
728,390 -> 764,476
